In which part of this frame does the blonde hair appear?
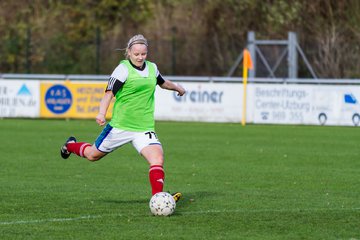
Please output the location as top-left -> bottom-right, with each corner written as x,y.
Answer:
125,34 -> 148,59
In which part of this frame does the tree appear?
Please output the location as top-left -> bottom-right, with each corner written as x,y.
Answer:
1,0 -> 360,78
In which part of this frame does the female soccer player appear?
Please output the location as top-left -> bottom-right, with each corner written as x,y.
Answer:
60,34 -> 185,201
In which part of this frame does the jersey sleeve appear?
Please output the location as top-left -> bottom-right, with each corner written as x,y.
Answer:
152,62 -> 165,85
106,63 -> 128,95
156,73 -> 165,85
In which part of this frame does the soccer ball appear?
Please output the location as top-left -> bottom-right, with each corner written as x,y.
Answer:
149,192 -> 176,216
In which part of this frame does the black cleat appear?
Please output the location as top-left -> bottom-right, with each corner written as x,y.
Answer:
60,136 -> 76,159
172,192 -> 182,203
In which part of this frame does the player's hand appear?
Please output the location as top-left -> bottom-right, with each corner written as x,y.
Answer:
96,113 -> 106,126
177,84 -> 186,96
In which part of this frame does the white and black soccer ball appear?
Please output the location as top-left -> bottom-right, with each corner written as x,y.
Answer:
149,192 -> 176,216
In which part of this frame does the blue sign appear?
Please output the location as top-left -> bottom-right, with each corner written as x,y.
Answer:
344,93 -> 357,104
45,85 -> 72,114
17,84 -> 32,96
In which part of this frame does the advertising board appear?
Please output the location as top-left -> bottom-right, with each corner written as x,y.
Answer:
155,82 -> 244,122
40,81 -> 114,119
248,84 -> 360,126
2,77 -> 359,127
0,80 -> 40,118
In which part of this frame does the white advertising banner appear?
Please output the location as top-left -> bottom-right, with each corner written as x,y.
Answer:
0,80 -> 40,117
309,85 -> 360,126
248,84 -> 312,125
155,82 -> 243,122
248,84 -> 360,126
1,78 -> 359,127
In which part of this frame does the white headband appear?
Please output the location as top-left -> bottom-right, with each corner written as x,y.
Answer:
128,39 -> 148,49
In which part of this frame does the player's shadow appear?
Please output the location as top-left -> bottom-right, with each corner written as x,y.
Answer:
99,190 -> 216,213
170,191 -> 217,216
176,191 -> 216,206
100,199 -> 148,205
183,191 -> 216,199
100,191 -> 215,204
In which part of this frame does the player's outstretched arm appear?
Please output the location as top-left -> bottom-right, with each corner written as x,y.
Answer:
96,91 -> 114,126
160,80 -> 186,96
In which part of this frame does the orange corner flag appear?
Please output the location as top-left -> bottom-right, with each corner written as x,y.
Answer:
243,49 -> 253,70
241,48 -> 253,126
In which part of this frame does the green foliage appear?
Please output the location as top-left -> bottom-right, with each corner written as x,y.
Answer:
1,1 -> 360,77
0,0 -> 154,74
263,0 -> 302,34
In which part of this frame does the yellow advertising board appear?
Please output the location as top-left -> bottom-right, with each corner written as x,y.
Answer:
40,81 -> 114,119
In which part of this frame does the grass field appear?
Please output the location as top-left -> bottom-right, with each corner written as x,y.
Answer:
0,119 -> 359,239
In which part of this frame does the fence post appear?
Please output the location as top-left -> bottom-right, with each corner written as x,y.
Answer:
171,26 -> 177,75
95,26 -> 101,75
24,27 -> 32,73
247,31 -> 256,79
95,27 -> 101,74
288,32 -> 298,79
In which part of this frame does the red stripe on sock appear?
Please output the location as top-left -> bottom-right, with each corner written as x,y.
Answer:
80,143 -> 92,157
67,142 -> 92,158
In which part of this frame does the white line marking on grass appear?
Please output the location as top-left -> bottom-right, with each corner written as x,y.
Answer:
180,207 -> 360,215
0,215 -> 103,225
0,208 -> 359,226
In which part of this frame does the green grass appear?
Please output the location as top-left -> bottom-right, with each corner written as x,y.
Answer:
0,119 -> 359,239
